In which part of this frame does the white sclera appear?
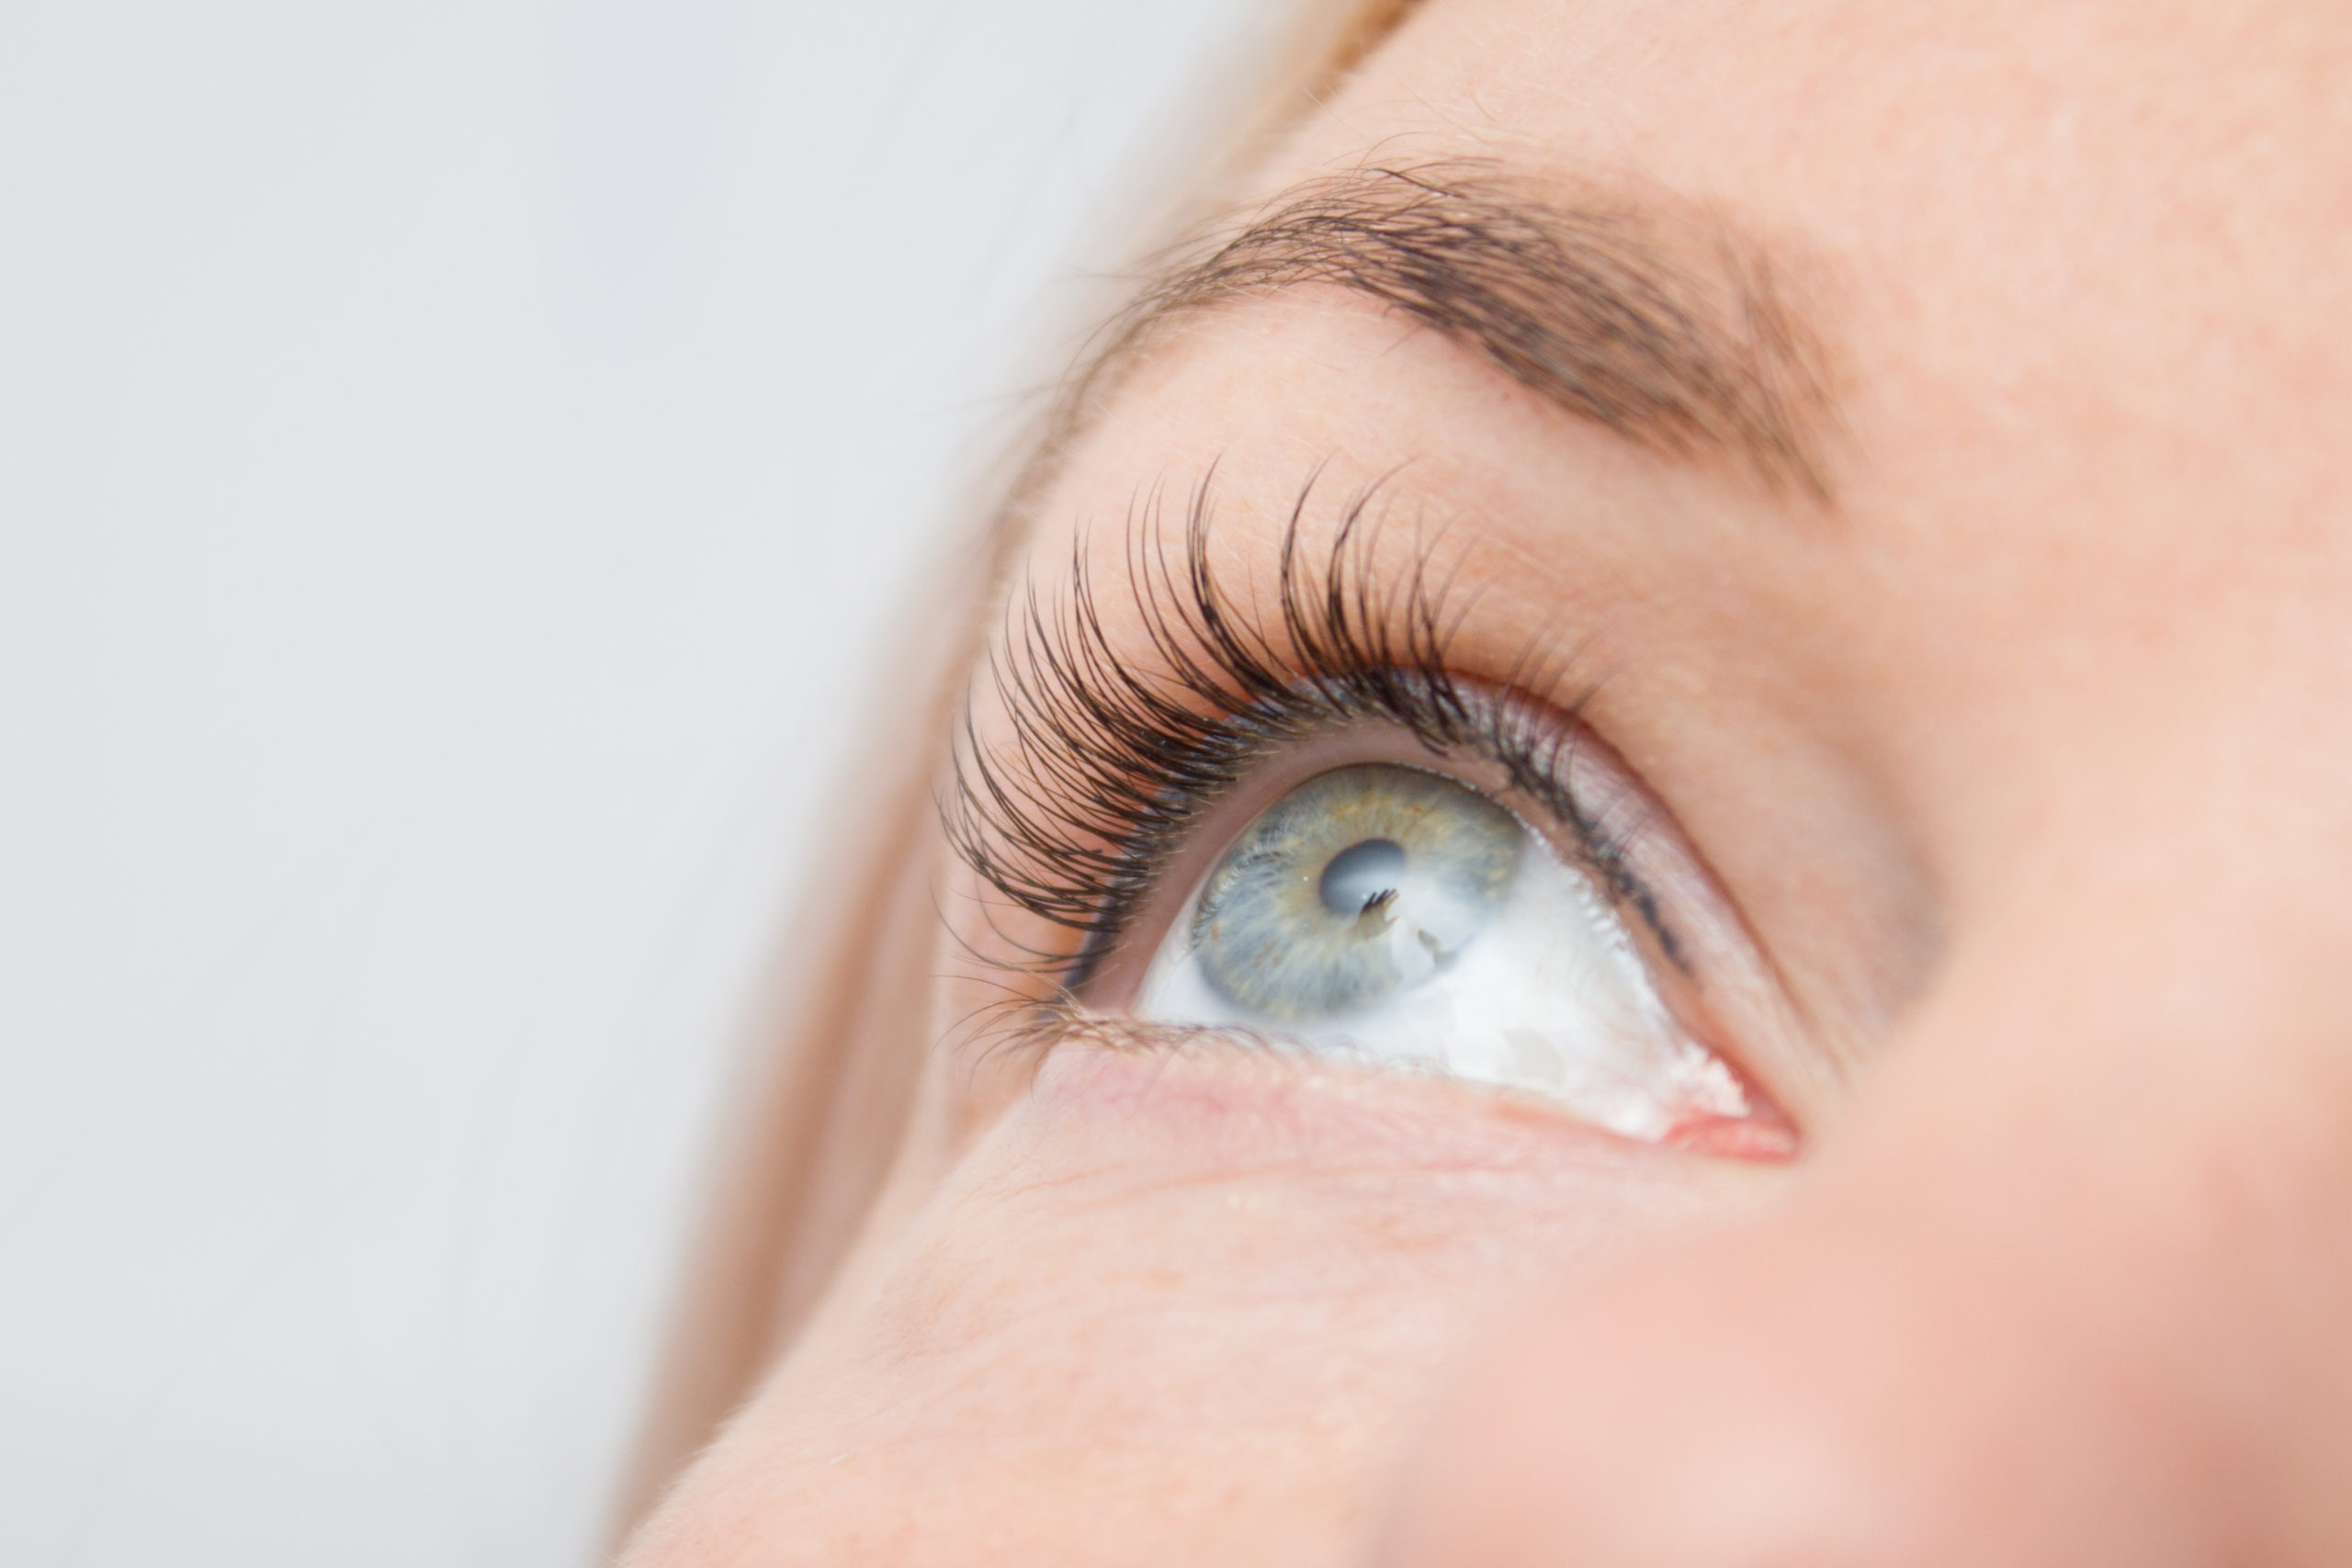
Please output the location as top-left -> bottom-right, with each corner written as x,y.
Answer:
1133,773 -> 1747,1142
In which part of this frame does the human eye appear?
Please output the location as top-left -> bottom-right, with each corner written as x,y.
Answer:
945,479 -> 1796,1158
1127,751 -> 1756,1143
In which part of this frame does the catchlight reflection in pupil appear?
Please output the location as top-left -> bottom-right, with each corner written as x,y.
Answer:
1319,837 -> 1407,914
1136,762 -> 1751,1141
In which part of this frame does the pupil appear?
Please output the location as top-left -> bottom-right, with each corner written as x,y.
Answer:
1319,837 -> 1407,916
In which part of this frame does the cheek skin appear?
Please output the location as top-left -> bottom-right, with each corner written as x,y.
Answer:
622,1043 -> 1785,1568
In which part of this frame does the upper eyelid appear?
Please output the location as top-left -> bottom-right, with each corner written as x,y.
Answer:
940,468 -> 1659,985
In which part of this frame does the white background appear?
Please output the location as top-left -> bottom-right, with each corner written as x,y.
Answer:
0,3 -> 1261,1562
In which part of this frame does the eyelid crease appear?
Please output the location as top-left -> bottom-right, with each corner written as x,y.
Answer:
938,468 -> 1671,994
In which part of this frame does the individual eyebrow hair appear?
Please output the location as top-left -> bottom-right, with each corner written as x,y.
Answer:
1035,162 -> 1838,505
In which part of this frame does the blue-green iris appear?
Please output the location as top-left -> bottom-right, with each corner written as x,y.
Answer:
1192,763 -> 1523,1020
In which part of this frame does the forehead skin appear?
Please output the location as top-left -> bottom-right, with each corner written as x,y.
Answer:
625,3 -> 2352,1565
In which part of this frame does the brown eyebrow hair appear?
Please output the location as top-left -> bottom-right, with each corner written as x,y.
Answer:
1034,162 -> 1838,505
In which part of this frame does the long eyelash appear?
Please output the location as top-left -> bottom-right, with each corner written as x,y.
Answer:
941,469 -> 1653,989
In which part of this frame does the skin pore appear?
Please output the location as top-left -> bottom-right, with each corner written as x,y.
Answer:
622,1 -> 2352,1563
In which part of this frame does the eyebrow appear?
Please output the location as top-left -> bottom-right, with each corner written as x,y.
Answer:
1056,163 -> 1838,500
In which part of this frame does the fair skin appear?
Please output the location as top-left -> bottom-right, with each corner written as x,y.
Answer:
624,1 -> 2352,1562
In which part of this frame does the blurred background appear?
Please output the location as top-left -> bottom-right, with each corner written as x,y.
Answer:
0,2 -> 1261,1561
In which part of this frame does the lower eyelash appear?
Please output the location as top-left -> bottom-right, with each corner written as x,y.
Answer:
941,468 -> 1633,990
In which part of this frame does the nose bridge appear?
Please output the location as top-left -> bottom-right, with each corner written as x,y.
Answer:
1911,664 -> 2352,1165
1908,525 -> 2352,961
1915,718 -> 2352,1206
1713,841 -> 2352,1560
1380,799 -> 2352,1567
1749,902 -> 2352,1562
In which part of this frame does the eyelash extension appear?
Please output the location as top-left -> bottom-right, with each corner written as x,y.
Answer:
941,469 -> 1675,993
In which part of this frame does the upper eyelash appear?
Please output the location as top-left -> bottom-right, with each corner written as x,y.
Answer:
941,468 -> 1665,989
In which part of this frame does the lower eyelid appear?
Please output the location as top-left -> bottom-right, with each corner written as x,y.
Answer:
1023,1005 -> 1797,1167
